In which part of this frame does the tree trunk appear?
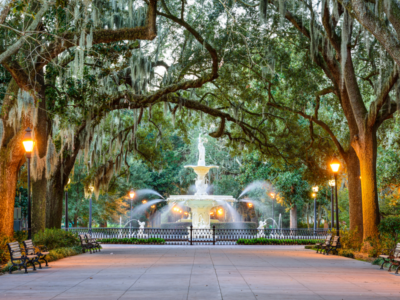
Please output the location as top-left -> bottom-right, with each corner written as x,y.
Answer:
356,131 -> 380,240
46,132 -> 80,229
345,147 -> 363,241
31,71 -> 48,235
45,173 -> 64,229
0,154 -> 23,237
290,205 -> 297,229
31,174 -> 47,234
0,80 -> 27,237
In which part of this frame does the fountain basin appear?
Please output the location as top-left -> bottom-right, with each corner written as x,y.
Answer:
167,195 -> 236,229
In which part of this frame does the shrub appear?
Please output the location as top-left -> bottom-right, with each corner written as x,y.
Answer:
33,229 -> 80,250
236,238 -> 322,245
99,237 -> 165,244
378,216 -> 400,243
338,249 -> 355,258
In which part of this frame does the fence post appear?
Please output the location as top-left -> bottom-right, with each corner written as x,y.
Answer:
213,225 -> 216,245
190,225 -> 193,245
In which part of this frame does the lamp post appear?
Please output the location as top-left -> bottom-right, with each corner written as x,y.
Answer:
88,185 -> 94,233
328,180 -> 335,230
330,157 -> 341,235
129,189 -> 135,230
312,186 -> 318,232
22,128 -> 34,239
65,178 -> 71,231
269,192 -> 276,229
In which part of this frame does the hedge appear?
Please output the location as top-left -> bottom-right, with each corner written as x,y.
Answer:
99,237 -> 165,244
237,238 -> 322,245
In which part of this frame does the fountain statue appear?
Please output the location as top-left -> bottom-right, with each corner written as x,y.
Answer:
167,134 -> 236,229
137,220 -> 147,238
257,220 -> 267,238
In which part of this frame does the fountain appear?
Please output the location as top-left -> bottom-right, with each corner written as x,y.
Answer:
166,134 -> 236,229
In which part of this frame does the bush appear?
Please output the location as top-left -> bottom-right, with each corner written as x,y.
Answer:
236,238 -> 322,245
338,249 -> 355,258
99,237 -> 165,244
33,229 -> 80,250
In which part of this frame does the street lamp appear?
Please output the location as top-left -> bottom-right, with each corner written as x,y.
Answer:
269,192 -> 276,229
312,186 -> 318,232
22,128 -> 34,239
88,185 -> 94,233
328,180 -> 335,230
129,189 -> 135,230
311,192 -> 317,232
330,156 -> 341,234
65,178 -> 71,231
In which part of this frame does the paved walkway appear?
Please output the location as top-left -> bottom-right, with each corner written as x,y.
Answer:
0,245 -> 399,300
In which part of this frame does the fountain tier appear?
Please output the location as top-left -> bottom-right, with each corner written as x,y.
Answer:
166,134 -> 236,229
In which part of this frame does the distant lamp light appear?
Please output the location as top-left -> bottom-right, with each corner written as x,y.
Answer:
312,193 -> 317,198
151,205 -> 156,209
22,127 -> 34,154
210,212 -> 214,215
312,186 -> 319,192
247,202 -> 253,208
179,210 -> 182,213
142,199 -> 147,204
184,212 -> 188,215
330,156 -> 341,173
328,180 -> 335,187
129,189 -> 135,199
269,192 -> 275,199
217,209 -> 223,215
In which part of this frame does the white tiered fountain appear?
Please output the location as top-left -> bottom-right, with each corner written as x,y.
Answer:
167,134 -> 236,229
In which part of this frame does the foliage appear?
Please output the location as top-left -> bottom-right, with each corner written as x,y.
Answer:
378,216 -> 400,241
98,238 -> 165,244
33,229 -> 80,250
236,238 -> 321,245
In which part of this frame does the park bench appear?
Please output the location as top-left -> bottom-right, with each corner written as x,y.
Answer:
315,233 -> 332,254
79,234 -> 96,254
85,233 -> 101,252
23,239 -> 49,269
379,243 -> 400,272
7,242 -> 37,274
392,258 -> 400,274
324,236 -> 341,255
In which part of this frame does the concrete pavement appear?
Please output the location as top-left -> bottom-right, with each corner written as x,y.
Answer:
0,245 -> 399,300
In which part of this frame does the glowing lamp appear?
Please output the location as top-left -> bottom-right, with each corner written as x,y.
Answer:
328,180 -> 335,187
217,209 -> 223,215
151,205 -> 155,208
312,186 -> 318,192
312,193 -> 316,198
142,199 -> 147,204
22,127 -> 34,154
247,202 -> 253,208
330,157 -> 341,173
129,189 -> 135,199
269,192 -> 275,199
